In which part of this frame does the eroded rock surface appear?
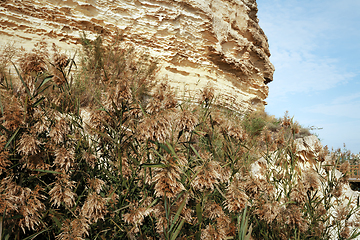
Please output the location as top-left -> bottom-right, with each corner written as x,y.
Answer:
0,0 -> 274,112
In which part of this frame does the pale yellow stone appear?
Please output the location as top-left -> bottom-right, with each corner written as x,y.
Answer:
0,0 -> 274,112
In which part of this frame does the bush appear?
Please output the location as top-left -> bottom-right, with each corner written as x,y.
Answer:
0,36 -> 359,240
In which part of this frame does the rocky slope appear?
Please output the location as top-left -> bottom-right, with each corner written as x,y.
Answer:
0,0 -> 274,112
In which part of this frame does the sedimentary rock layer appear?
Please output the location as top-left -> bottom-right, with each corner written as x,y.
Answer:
0,0 -> 274,112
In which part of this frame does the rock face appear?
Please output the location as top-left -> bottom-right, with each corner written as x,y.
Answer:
0,0 -> 274,112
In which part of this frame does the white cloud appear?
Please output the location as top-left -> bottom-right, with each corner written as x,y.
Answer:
257,0 -> 360,154
306,92 -> 360,119
331,92 -> 360,104
307,102 -> 360,119
269,53 -> 355,96
257,0 -> 357,97
312,120 -> 360,153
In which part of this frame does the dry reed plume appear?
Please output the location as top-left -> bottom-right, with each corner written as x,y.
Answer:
0,35 -> 359,240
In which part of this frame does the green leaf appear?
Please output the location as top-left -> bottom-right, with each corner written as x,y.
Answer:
169,197 -> 187,233
141,163 -> 166,168
152,148 -> 166,160
38,75 -> 53,88
196,203 -> 203,223
22,228 -> 49,240
67,51 -> 77,77
0,93 -> 3,116
148,198 -> 159,208
5,128 -> 20,149
170,218 -> 185,240
8,214 -> 22,220
156,142 -> 171,154
215,184 -> 226,199
12,62 -> 31,98
33,169 -> 64,175
190,145 -> 202,161
50,214 -> 62,229
166,142 -> 179,159
85,124 -> 113,143
195,231 -> 201,240
0,216 -> 3,240
35,76 -> 53,97
32,96 -> 45,108
238,206 -> 252,240
164,195 -> 169,222
138,102 -> 147,118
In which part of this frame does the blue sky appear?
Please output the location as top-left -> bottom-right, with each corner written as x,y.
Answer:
256,0 -> 360,154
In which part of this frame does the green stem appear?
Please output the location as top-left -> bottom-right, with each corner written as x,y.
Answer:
0,216 -> 2,240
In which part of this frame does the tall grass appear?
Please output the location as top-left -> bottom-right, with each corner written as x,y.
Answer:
0,35 -> 359,240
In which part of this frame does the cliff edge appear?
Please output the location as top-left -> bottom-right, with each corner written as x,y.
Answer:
0,0 -> 274,112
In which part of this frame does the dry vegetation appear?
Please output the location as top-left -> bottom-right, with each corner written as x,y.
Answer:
0,35 -> 359,240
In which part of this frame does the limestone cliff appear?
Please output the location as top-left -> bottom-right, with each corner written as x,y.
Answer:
0,0 -> 274,112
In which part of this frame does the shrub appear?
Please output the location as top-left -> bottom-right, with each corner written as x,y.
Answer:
0,36 -> 359,240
